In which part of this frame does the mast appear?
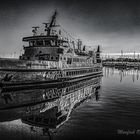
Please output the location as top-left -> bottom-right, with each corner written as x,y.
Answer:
47,10 -> 57,36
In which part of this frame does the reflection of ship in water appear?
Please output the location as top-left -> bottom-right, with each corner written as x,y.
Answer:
0,74 -> 102,110
0,76 -> 101,122
20,76 -> 101,133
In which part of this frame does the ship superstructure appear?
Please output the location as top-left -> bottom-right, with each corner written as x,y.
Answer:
0,11 -> 102,89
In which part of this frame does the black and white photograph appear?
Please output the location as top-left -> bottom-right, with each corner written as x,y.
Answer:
0,0 -> 140,139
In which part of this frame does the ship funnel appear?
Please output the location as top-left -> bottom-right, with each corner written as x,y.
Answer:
96,45 -> 101,63
77,39 -> 82,51
83,45 -> 86,51
97,45 -> 101,53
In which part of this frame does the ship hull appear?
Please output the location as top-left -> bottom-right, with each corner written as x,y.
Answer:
0,75 -> 102,111
0,58 -> 102,91
0,69 -> 102,92
0,58 -> 103,102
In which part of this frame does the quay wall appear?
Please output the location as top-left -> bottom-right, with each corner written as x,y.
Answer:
103,61 -> 140,69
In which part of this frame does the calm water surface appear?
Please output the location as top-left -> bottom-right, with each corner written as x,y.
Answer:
54,67 -> 140,139
1,67 -> 140,139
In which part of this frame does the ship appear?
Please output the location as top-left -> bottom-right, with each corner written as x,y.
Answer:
0,11 -> 102,91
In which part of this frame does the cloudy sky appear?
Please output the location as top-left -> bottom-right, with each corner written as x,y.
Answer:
0,0 -> 140,56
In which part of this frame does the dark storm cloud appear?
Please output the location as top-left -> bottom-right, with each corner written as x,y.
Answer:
0,0 -> 140,54
59,0 -> 140,33
1,0 -> 140,33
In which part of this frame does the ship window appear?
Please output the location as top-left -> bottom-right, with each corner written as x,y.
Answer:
39,57 -> 45,60
35,117 -> 42,122
51,56 -> 53,60
57,48 -> 64,54
30,41 -> 36,46
29,42 -> 31,46
66,72 -> 68,76
45,54 -> 50,60
67,58 -> 72,64
28,117 -> 34,120
36,41 -> 43,46
45,40 -> 51,46
51,40 -> 56,46
44,118 -> 49,123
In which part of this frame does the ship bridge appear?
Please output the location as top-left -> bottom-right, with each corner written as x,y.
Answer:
22,35 -> 58,42
22,35 -> 59,48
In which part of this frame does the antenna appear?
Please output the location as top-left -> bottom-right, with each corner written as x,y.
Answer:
42,23 -> 50,32
43,23 -> 50,28
32,26 -> 39,36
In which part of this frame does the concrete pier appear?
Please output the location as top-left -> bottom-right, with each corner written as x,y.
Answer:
103,61 -> 140,69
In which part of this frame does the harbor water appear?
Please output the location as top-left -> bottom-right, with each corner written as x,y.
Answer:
0,67 -> 140,139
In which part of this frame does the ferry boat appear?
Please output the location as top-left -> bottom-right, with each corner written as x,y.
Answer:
0,11 -> 102,91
